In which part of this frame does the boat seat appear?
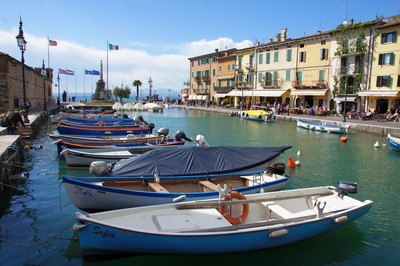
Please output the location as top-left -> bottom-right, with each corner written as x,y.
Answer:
148,182 -> 169,192
199,180 -> 218,191
262,201 -> 294,219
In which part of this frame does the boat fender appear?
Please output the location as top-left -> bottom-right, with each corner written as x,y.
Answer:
334,215 -> 348,224
269,228 -> 289,238
73,223 -> 87,231
172,195 -> 187,203
219,191 -> 249,225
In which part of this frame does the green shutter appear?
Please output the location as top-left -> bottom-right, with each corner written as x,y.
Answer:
286,49 -> 292,61
378,54 -> 383,65
387,76 -> 391,87
286,70 -> 290,81
266,53 -> 270,64
390,53 -> 395,65
377,76 -> 382,87
274,51 -> 279,62
392,31 -> 397,42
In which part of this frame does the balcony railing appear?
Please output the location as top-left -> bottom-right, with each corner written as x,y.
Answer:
214,86 -> 235,93
292,80 -> 326,88
193,89 -> 209,94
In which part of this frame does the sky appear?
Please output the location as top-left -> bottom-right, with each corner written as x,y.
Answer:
0,0 -> 399,98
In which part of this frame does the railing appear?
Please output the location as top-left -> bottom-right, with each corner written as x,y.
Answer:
214,86 -> 234,92
292,80 -> 326,88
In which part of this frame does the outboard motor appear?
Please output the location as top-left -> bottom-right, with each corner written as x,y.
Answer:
122,114 -> 129,118
156,127 -> 170,136
89,161 -> 109,176
336,181 -> 357,198
148,123 -> 155,134
266,162 -> 286,175
174,130 -> 193,142
134,115 -> 148,125
196,134 -> 209,146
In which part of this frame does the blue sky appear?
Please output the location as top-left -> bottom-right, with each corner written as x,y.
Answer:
0,0 -> 399,97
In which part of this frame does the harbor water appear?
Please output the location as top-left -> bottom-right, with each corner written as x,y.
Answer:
0,108 -> 399,265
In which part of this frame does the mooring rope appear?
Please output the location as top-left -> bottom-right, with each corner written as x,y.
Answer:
0,218 -> 76,248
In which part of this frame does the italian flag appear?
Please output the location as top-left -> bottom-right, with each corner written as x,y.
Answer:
109,43 -> 119,50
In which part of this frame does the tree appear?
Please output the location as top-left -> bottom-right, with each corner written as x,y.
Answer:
113,85 -> 131,102
132,80 -> 142,102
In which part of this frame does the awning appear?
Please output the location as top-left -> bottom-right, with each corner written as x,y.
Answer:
182,94 -> 188,98
188,95 -> 194,100
251,89 -> 290,97
201,95 -> 208,100
291,89 -> 328,96
334,96 -> 357,102
358,90 -> 400,97
214,93 -> 227,98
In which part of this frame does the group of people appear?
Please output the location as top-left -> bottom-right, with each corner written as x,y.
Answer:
1,95 -> 28,135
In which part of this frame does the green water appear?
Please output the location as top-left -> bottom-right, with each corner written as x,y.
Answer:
0,108 -> 399,265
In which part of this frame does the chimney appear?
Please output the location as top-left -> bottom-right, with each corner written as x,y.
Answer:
269,38 -> 273,43
275,33 -> 281,42
317,30 -> 322,34
281,28 -> 287,41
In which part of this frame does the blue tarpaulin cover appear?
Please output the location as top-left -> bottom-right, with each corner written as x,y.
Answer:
107,146 -> 292,177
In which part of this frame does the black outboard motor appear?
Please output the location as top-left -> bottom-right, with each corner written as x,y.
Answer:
266,162 -> 286,175
156,128 -> 170,136
174,130 -> 193,142
148,123 -> 155,134
336,181 -> 357,198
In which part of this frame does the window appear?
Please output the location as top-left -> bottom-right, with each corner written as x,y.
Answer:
356,37 -> 364,53
376,76 -> 391,87
258,72 -> 263,83
258,53 -> 263,64
286,49 -> 292,62
320,48 -> 328,60
299,51 -> 306,62
381,31 -> 397,44
285,70 -> 290,82
300,43 -> 304,48
266,52 -> 271,64
273,71 -> 278,86
249,55 -> 254,66
342,39 -> 349,54
218,66 -> 222,72
238,57 -> 242,68
212,56 -> 216,63
191,61 -> 194,67
378,53 -> 395,65
321,40 -> 326,45
212,69 -> 216,76
274,51 -> 279,63
397,75 -> 400,87
265,72 -> 272,86
227,64 -> 231,71
318,70 -> 325,82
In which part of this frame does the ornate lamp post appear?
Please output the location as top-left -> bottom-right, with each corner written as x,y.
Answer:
57,73 -> 60,106
148,76 -> 153,102
41,60 -> 47,111
16,16 -> 29,123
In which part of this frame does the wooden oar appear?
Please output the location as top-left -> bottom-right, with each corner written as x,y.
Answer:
176,190 -> 334,209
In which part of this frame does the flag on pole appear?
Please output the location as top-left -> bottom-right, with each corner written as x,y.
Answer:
59,69 -> 67,74
84,70 -> 92,75
49,39 -> 58,46
109,43 -> 119,50
92,70 -> 100,75
66,69 -> 75,75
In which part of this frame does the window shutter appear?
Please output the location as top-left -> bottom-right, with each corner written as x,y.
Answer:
378,54 -> 383,65
266,53 -> 270,64
286,49 -> 292,61
376,76 -> 382,86
390,53 -> 395,65
387,76 -> 391,87
392,32 -> 397,42
258,72 -> 263,82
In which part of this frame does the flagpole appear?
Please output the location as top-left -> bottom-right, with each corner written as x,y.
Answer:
75,68 -> 77,101
83,71 -> 86,101
47,36 -> 50,68
106,41 -> 109,91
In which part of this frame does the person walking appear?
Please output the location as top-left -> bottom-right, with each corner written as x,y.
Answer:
13,96 -> 20,110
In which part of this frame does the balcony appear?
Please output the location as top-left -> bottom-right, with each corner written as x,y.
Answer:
245,64 -> 254,71
262,80 -> 280,89
292,80 -> 327,88
201,75 -> 210,82
193,89 -> 209,94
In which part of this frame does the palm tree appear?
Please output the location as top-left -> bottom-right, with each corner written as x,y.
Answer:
132,80 -> 142,102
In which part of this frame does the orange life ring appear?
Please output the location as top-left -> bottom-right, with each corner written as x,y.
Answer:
219,191 -> 249,225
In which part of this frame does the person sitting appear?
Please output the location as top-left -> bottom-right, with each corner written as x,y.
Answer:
364,109 -> 373,119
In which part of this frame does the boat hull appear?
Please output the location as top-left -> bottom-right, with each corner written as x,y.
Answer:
297,119 -> 348,134
63,172 -> 288,211
74,186 -> 373,255
388,134 -> 400,151
56,123 -> 151,136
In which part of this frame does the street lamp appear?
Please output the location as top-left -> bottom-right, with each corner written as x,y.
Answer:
41,60 -> 47,111
148,76 -> 153,102
16,16 -> 29,123
57,73 -> 60,106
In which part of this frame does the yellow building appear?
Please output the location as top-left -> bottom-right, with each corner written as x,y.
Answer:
361,16 -> 400,113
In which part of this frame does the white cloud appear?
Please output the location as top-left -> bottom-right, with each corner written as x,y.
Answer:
1,29 -> 253,94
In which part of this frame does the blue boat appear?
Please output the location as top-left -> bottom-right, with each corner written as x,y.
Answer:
388,134 -> 400,152
297,119 -> 349,134
56,121 -> 152,136
73,182 -> 372,255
